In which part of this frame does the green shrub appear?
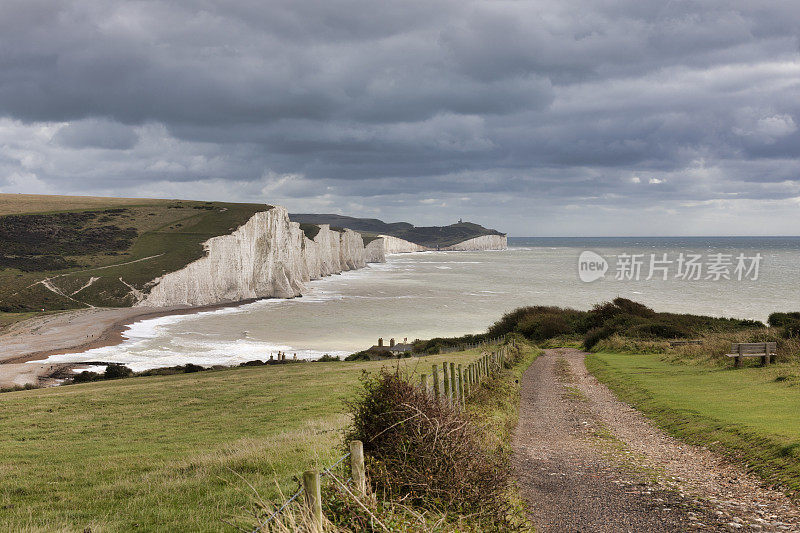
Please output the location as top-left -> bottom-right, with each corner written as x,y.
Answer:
516,312 -> 571,341
104,364 -> 133,380
344,351 -> 371,361
72,371 -> 101,383
784,319 -> 800,339
768,312 -> 800,328
413,333 -> 490,355
584,327 -> 614,350
626,321 -> 694,339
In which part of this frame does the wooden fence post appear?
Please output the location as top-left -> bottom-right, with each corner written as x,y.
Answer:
350,440 -> 366,497
449,362 -> 456,405
458,364 -> 465,408
420,373 -> 428,395
462,364 -> 469,398
443,362 -> 450,405
303,470 -> 323,532
432,364 -> 440,401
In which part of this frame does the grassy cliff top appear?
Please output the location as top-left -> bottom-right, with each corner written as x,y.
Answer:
0,194 -> 268,312
0,193 -> 175,215
290,213 -> 504,248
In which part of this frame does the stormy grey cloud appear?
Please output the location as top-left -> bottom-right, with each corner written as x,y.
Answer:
1,0 -> 799,235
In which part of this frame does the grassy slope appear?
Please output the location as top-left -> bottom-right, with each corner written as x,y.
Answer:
0,194 -> 172,216
0,347 -> 507,532
587,352 -> 800,497
0,195 -> 266,313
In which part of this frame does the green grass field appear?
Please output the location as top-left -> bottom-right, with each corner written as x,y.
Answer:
587,352 -> 800,497
0,346 -> 514,532
0,194 -> 266,314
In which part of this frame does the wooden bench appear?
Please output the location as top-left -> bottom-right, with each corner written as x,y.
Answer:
725,342 -> 776,368
669,340 -> 703,347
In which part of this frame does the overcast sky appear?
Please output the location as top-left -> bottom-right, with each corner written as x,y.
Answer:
1,1 -> 799,236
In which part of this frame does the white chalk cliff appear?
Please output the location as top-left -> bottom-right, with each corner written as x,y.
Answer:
139,206 -> 383,307
378,234 -> 507,254
378,235 -> 428,254
364,238 -> 386,263
137,206 -> 504,307
442,234 -> 508,251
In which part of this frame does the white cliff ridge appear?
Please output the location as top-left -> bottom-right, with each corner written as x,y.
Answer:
378,234 -> 507,253
442,234 -> 508,251
138,206 -> 505,307
378,235 -> 428,254
139,206 -> 383,307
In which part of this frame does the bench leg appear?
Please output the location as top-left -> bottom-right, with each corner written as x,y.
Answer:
761,355 -> 767,366
735,356 -> 742,368
766,354 -> 772,365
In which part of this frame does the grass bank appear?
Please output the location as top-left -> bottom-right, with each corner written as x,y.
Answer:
587,352 -> 800,498
0,347 -> 506,532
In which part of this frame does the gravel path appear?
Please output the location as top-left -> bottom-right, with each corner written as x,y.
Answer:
512,348 -> 800,532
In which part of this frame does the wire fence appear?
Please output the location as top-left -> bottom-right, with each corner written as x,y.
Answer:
438,335 -> 506,354
251,452 -> 353,532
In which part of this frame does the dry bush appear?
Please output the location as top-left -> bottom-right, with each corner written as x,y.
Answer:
344,369 -> 516,531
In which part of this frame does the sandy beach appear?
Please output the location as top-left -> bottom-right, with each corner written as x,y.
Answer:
0,300 -> 261,388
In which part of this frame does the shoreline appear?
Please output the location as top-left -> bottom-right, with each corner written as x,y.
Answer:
0,299 -> 263,388
0,246 -> 509,389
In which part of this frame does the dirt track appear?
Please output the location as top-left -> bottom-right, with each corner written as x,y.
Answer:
512,348 -> 800,532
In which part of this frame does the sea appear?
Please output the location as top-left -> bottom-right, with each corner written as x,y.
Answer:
42,237 -> 800,371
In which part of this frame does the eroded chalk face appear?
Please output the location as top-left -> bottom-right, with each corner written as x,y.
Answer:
578,251 -> 608,283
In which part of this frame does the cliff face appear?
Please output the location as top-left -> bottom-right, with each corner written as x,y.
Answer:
442,234 -> 508,251
364,238 -> 386,263
139,207 -> 380,307
379,235 -> 428,254
137,206 -> 505,308
377,234 -> 507,253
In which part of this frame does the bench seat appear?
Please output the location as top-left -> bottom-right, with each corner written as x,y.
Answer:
725,342 -> 776,368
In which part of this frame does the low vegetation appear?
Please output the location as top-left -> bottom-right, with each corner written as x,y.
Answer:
486,298 -> 800,365
412,333 -> 493,354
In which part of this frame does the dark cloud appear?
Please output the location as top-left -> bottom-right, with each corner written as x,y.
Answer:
53,118 -> 139,150
0,0 -> 799,235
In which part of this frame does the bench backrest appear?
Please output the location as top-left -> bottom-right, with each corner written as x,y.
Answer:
670,340 -> 702,346
731,342 -> 777,354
